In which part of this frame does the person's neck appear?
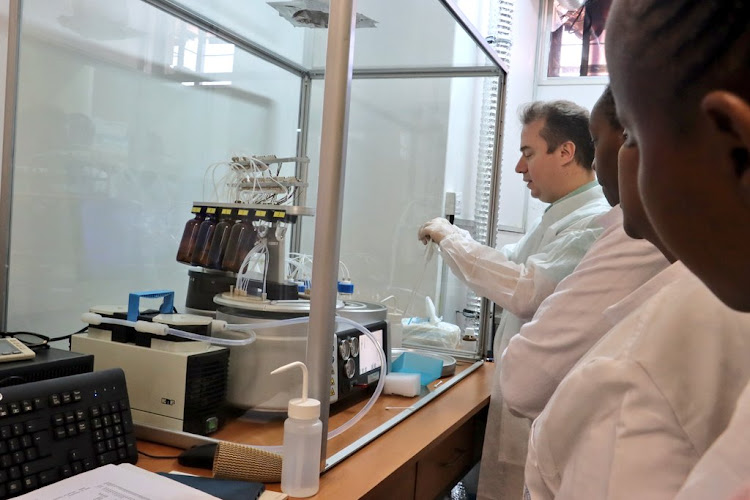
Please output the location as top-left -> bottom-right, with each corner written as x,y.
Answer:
647,237 -> 677,263
550,170 -> 596,203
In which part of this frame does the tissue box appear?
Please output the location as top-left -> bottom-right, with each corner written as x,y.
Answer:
391,351 -> 443,385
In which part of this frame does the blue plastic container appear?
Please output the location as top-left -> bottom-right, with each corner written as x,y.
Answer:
391,351 -> 443,386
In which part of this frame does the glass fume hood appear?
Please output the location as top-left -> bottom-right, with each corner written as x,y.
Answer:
0,0 -> 508,471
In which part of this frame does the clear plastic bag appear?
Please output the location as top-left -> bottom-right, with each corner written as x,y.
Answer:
402,296 -> 461,349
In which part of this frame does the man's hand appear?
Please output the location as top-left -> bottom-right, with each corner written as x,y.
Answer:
417,217 -> 457,245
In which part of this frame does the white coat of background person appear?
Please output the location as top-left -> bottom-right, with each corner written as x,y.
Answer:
418,101 -> 610,500
500,87 -> 670,420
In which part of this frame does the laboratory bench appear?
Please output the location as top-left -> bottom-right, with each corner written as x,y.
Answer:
137,361 -> 494,499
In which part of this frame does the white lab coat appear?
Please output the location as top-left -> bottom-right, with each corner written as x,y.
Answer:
438,182 -> 610,500
675,381 -> 750,500
525,264 -> 750,500
501,205 -> 670,420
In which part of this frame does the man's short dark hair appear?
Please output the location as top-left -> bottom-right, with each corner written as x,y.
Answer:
607,1 -> 750,132
520,100 -> 595,170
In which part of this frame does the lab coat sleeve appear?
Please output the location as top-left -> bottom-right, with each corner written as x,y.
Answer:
675,381 -> 750,500
500,229 -> 669,419
527,358 -> 700,500
438,226 -> 600,320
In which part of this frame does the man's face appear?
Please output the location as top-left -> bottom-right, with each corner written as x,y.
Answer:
607,0 -> 750,310
589,104 -> 622,207
515,119 -> 567,203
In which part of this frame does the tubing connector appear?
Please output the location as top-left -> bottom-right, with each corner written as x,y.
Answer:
135,321 -> 169,336
81,312 -> 103,326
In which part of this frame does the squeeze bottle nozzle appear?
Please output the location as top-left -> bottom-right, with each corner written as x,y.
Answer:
270,361 -> 320,419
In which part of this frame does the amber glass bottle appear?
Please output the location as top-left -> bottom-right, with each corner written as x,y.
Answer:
191,207 -> 218,267
176,207 -> 205,264
222,209 -> 257,273
206,208 -> 237,269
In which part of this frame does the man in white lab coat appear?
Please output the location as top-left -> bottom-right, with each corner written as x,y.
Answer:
604,2 -> 750,499
500,86 -> 670,421
418,100 -> 610,499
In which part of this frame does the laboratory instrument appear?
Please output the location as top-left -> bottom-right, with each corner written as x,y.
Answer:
178,155 -> 314,316
0,337 -> 36,362
72,293 -> 229,436
214,295 -> 387,411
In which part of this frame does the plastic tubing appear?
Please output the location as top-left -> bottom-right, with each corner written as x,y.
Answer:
81,312 -> 387,442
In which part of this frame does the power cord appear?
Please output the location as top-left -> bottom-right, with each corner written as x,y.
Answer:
138,450 -> 182,460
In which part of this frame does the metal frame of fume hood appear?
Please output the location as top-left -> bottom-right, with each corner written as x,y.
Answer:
0,0 -> 22,332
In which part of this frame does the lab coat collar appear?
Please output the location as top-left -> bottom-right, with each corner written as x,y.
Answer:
543,181 -> 604,219
603,260 -> 691,327
593,204 -> 622,231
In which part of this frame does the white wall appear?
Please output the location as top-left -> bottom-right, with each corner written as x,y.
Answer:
495,0 -> 541,248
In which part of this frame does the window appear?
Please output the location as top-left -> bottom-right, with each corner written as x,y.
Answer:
545,0 -> 611,78
171,24 -> 235,75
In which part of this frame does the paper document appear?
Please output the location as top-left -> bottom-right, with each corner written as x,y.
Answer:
16,463 -> 220,500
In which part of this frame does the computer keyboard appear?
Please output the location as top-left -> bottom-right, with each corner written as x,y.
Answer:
0,368 -> 137,498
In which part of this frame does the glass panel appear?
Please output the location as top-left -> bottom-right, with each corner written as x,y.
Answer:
8,0 -> 301,333
170,0 -> 498,71
161,0 -> 312,68
309,0 -> 497,71
301,75 -> 497,360
5,0 -> 502,459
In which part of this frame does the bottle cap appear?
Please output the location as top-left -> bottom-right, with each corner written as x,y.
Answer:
337,280 -> 354,294
270,361 -> 320,419
287,396 -> 321,420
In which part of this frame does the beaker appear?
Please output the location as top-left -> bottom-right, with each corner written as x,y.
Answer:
222,209 -> 258,273
176,207 -> 205,264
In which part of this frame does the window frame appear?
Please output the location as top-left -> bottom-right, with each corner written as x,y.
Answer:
535,0 -> 609,87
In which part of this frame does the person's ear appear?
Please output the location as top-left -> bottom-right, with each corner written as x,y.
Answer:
558,140 -> 576,165
702,91 -> 750,194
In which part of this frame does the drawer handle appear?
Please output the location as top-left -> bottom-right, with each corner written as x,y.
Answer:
440,447 -> 469,467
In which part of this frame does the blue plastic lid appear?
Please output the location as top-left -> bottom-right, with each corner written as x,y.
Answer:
337,281 -> 354,294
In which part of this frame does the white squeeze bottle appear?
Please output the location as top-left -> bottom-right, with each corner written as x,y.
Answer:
271,361 -> 322,497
